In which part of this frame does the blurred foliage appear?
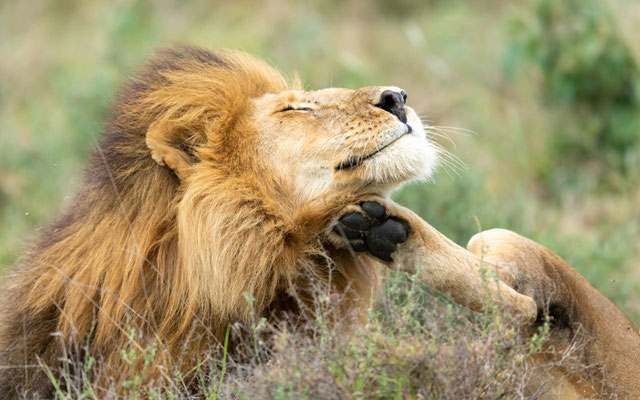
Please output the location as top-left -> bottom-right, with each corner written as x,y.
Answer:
505,0 -> 640,191
0,0 -> 638,326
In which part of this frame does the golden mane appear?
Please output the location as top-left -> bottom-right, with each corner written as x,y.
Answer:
0,46 -> 375,397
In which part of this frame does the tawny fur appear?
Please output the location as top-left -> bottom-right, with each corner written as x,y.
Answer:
0,46 -> 379,397
468,229 -> 640,399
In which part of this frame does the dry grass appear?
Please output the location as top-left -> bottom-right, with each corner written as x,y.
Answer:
26,273 -> 606,400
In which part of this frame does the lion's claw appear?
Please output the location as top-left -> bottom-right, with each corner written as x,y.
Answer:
333,201 -> 410,262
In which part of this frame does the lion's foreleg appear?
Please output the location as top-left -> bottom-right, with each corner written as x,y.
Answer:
329,198 -> 537,321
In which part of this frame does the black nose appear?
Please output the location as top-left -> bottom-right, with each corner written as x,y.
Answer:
375,90 -> 407,123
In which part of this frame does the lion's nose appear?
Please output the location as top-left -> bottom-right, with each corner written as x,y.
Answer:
375,90 -> 408,123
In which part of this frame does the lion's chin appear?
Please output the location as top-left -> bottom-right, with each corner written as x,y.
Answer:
360,132 -> 439,189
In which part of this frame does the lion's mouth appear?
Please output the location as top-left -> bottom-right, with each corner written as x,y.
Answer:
336,126 -> 412,171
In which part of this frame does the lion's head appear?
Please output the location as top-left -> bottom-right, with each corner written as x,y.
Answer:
143,48 -> 438,206
251,86 -> 437,200
0,45 -> 439,397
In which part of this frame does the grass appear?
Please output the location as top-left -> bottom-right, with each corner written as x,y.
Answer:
0,0 -> 638,397
33,273 -> 599,399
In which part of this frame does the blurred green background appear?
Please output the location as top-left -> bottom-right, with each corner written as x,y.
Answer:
1,0 -> 638,324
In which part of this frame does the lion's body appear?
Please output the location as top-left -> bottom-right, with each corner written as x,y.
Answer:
1,47 -> 418,397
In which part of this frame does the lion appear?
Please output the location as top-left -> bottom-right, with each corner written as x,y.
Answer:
0,45 -> 536,398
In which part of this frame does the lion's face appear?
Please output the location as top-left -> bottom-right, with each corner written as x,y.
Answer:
252,86 -> 438,201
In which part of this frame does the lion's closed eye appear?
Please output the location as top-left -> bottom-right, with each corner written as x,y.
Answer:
277,106 -> 313,113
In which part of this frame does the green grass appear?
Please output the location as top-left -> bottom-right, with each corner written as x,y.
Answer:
0,0 -> 638,368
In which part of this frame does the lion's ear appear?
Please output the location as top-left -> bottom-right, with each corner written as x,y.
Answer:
146,121 -> 197,180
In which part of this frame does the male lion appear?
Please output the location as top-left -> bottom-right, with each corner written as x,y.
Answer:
4,45 -> 637,399
0,45 -> 533,397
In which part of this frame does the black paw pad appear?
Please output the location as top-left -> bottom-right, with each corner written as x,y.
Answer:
361,202 -> 386,219
370,219 -> 407,244
333,202 -> 410,262
339,213 -> 370,231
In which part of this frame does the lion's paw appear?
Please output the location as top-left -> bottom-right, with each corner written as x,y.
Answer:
331,201 -> 410,262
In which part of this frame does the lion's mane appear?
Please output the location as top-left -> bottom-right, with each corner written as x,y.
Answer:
0,46 -> 376,397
